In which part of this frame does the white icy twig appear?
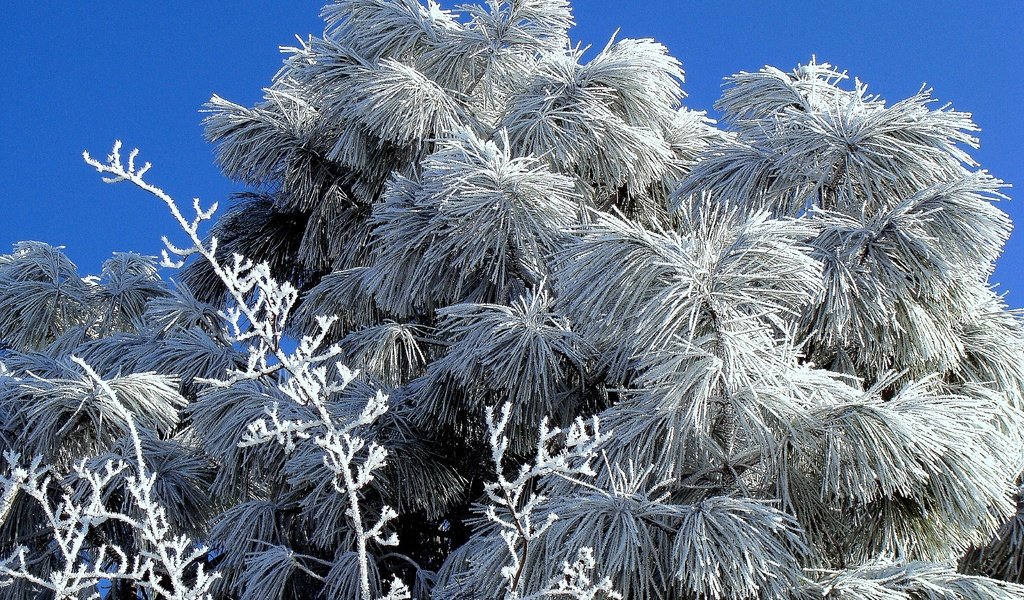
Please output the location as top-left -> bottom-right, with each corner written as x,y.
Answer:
0,357 -> 217,599
84,142 -> 399,600
484,403 -> 608,598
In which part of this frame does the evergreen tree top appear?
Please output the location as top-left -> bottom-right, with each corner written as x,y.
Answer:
2,1 -> 1024,598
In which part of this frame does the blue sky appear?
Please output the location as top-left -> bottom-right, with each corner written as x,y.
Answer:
2,1 -> 1022,303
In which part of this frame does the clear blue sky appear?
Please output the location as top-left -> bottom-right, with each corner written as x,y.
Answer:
2,1 -> 1022,303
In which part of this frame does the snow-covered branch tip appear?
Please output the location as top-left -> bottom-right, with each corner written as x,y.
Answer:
85,141 -> 400,600
0,357 -> 218,599
84,141 -> 345,397
84,141 -> 216,270
484,403 -> 610,598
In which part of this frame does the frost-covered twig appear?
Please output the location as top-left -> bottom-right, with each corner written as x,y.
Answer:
84,142 -> 400,600
0,452 -> 135,598
0,357 -> 217,599
84,142 -> 342,397
484,403 -> 607,598
532,548 -> 621,600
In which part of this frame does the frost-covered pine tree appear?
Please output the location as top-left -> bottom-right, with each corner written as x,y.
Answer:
3,1 -> 1024,598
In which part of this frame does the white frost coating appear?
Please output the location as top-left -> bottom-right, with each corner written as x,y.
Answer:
0,357 -> 218,599
83,142 -> 401,600
0,1 -> 1020,598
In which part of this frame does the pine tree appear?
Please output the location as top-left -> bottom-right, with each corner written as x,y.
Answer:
3,1 -> 1024,598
